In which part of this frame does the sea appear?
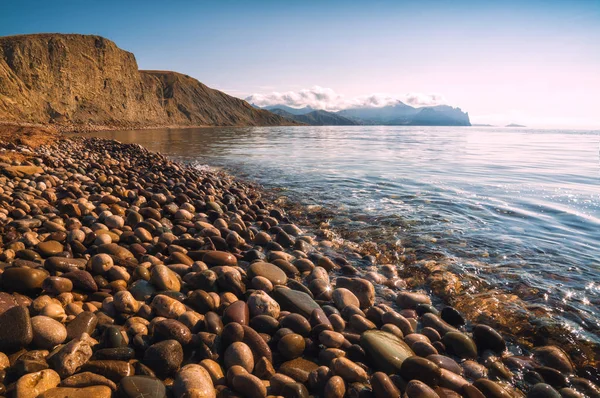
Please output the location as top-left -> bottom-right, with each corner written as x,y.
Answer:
90,126 -> 600,344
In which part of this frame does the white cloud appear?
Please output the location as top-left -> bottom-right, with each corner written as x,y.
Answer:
245,86 -> 447,111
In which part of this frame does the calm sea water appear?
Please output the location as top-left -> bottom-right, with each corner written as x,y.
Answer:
90,126 -> 600,341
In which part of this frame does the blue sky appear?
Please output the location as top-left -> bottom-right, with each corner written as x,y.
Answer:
1,0 -> 599,128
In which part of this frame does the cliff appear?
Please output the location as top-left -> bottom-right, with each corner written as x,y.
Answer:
0,34 -> 292,131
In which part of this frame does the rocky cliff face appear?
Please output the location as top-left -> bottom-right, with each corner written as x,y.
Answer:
0,34 -> 291,130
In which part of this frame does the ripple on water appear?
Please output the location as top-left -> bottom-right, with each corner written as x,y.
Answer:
88,126 -> 600,344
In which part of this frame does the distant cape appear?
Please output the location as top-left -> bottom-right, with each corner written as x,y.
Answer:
252,101 -> 471,126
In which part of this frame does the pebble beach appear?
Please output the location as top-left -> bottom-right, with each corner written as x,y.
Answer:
0,128 -> 598,398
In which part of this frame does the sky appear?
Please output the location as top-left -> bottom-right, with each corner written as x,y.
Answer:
1,0 -> 599,128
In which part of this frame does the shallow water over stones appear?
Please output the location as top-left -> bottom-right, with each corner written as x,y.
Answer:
88,126 -> 600,348
0,136 -> 597,397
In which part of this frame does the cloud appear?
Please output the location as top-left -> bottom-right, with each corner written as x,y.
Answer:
245,86 -> 447,111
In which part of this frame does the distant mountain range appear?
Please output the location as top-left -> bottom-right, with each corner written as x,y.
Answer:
268,108 -> 360,126
252,101 -> 471,126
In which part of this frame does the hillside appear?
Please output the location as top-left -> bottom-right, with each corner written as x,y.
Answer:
0,34 -> 293,131
269,108 -> 360,126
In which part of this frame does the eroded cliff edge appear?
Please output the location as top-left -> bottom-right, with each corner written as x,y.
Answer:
0,34 -> 293,131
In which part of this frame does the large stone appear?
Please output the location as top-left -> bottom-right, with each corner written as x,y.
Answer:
38,386 -> 112,398
532,346 -> 575,374
44,257 -> 87,273
441,332 -> 478,360
396,291 -> 432,309
222,300 -> 250,326
248,262 -> 287,285
279,358 -> 319,384
247,290 -> 280,318
0,305 -> 33,352
360,330 -> 415,374
66,311 -> 98,341
118,376 -> 166,398
15,369 -> 61,398
173,364 -> 216,398
272,287 -> 320,318
151,264 -> 181,292
2,165 -> 43,178
80,360 -> 134,382
332,288 -> 360,310
97,243 -> 135,260
203,251 -> 237,267
48,333 -> 96,378
61,372 -> 117,391
63,270 -> 98,292
0,291 -> 18,315
2,267 -> 48,293
335,277 -> 375,308
31,315 -> 67,349
152,294 -> 187,319
143,339 -> 183,377
37,240 -> 64,257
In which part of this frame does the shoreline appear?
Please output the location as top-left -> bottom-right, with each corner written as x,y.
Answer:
0,120 -> 301,134
0,128 -> 598,396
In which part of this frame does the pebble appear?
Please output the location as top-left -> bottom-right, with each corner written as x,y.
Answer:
360,330 -> 415,374
222,300 -> 250,325
335,277 -> 375,308
151,264 -> 181,291
0,305 -> 33,352
324,375 -> 346,398
248,261 -> 287,285
15,369 -> 61,398
404,380 -> 439,397
143,339 -> 183,377
61,372 -> 117,391
332,288 -> 360,310
247,290 -> 280,318
203,251 -> 237,267
442,332 -> 478,359
0,136 -> 590,398
278,333 -> 306,359
37,386 -> 112,398
400,356 -> 442,387
48,333 -> 96,378
272,286 -> 320,318
173,364 -> 216,398
332,357 -> 368,382
66,311 -> 98,340
37,240 -> 64,257
396,291 -> 432,309
31,315 -> 67,349
224,341 -> 254,372
2,267 -> 48,292
80,360 -> 134,382
232,373 -> 267,398
473,324 -> 506,353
